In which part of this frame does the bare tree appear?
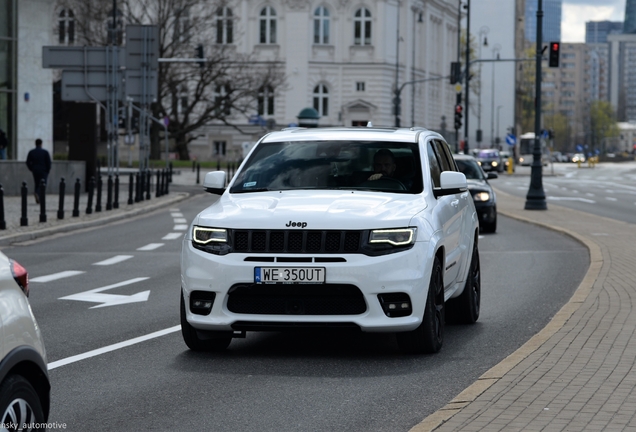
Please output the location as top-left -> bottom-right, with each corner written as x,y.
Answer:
58,0 -> 287,160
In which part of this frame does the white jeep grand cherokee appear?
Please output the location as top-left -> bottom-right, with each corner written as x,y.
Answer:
181,127 -> 480,354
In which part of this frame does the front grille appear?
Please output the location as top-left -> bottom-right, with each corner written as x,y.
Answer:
227,284 -> 367,315
230,230 -> 363,254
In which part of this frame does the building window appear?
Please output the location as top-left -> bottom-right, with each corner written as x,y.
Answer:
313,84 -> 329,116
259,7 -> 277,44
258,85 -> 274,116
313,6 -> 330,44
216,7 -> 233,44
214,141 -> 227,156
174,7 -> 190,43
215,84 -> 231,116
354,8 -> 372,46
59,9 -> 75,45
356,82 -> 365,91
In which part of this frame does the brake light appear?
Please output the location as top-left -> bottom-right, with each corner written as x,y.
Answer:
10,259 -> 29,297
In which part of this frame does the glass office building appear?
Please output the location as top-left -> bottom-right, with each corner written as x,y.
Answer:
525,0 -> 562,43
586,21 -> 623,43
0,0 -> 16,158
626,0 -> 636,34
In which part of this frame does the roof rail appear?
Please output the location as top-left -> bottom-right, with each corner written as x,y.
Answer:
281,127 -> 306,131
409,127 -> 429,132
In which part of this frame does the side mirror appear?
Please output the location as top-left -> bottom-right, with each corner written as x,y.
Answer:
434,171 -> 468,197
203,171 -> 226,194
487,172 -> 498,179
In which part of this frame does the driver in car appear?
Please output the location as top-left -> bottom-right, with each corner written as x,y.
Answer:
367,149 -> 397,181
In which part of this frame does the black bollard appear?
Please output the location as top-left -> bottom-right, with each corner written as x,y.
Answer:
156,170 -> 161,198
20,182 -> 28,226
57,178 -> 65,220
114,174 -> 119,209
86,176 -> 95,214
169,162 -> 173,183
164,169 -> 170,195
72,178 -> 80,217
196,163 -> 200,184
192,160 -> 196,172
0,184 -> 6,230
139,170 -> 145,202
135,172 -> 141,203
95,175 -> 102,212
106,175 -> 113,210
39,179 -> 47,223
128,173 -> 134,205
145,170 -> 151,200
216,159 -> 220,171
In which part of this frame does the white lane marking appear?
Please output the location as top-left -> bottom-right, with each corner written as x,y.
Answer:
173,218 -> 187,224
586,193 -> 595,197
59,277 -> 150,309
137,243 -> 164,251
31,271 -> 85,283
171,213 -> 184,218
169,208 -> 180,212
93,255 -> 134,266
547,197 -> 596,203
606,197 -> 618,201
162,233 -> 183,240
47,325 -> 181,371
174,224 -> 188,231
591,233 -> 609,236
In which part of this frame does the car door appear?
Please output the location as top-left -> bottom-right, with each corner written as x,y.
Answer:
427,140 -> 464,289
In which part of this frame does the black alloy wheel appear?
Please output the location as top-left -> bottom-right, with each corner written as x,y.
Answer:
448,243 -> 481,324
0,375 -> 46,430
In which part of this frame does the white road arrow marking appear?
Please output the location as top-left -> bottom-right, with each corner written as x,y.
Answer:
59,277 -> 150,308
93,255 -> 133,266
31,270 -> 85,283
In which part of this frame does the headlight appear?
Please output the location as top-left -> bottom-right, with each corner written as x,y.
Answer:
477,161 -> 482,166
369,228 -> 417,246
492,161 -> 498,167
193,226 -> 227,244
473,192 -> 490,202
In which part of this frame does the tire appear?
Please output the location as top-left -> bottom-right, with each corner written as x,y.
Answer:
181,292 -> 232,352
481,214 -> 497,233
448,243 -> 481,324
396,256 -> 444,354
0,375 -> 46,429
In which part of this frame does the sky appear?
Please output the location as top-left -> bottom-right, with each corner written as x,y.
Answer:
562,0 -> 626,42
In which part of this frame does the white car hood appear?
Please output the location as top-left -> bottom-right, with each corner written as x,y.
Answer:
196,190 -> 427,230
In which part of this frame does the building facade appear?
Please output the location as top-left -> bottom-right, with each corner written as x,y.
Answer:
585,21 -> 623,44
625,0 -> 636,34
608,33 -> 636,122
525,0 -> 561,44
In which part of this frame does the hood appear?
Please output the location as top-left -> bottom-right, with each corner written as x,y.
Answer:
196,190 -> 427,230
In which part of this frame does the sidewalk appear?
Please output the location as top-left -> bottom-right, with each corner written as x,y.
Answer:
414,187 -> 636,431
0,168 -> 203,246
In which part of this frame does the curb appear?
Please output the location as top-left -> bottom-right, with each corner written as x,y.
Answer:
410,188 -> 603,432
0,192 -> 190,246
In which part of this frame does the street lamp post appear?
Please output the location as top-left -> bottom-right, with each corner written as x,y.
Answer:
525,0 -> 547,210
496,105 -> 503,148
463,0 -> 471,154
477,26 -> 489,144
490,44 -> 501,148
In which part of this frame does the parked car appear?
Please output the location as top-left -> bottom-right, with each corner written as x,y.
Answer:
454,154 -> 498,233
181,126 -> 481,355
475,148 -> 503,172
499,150 -> 514,172
572,153 -> 586,163
0,252 -> 50,427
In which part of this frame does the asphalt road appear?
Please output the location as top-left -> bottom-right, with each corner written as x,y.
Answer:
3,191 -> 589,431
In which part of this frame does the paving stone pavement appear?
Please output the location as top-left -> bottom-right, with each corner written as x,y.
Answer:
413,187 -> 636,432
0,168 -> 202,246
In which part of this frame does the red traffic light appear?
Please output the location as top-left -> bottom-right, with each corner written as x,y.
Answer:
552,43 -> 559,51
455,105 -> 463,114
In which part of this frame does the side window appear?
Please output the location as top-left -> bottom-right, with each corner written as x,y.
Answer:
427,142 -> 442,188
434,140 -> 453,172
438,140 -> 458,171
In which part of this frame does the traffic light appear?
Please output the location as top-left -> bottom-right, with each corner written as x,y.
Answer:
549,42 -> 560,68
454,105 -> 463,130
195,44 -> 205,68
450,62 -> 461,84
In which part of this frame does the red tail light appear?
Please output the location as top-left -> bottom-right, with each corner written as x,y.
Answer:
10,259 -> 29,297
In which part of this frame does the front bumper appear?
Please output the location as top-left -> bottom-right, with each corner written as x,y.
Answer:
474,202 -> 497,223
181,240 -> 433,333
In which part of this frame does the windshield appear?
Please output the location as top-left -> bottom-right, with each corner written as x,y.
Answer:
478,150 -> 499,159
455,159 -> 485,180
229,140 -> 423,194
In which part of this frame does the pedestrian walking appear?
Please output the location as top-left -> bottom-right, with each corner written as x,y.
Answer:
0,129 -> 8,160
26,139 -> 51,203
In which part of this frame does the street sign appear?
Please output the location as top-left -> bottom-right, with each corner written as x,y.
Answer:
505,133 -> 516,146
61,70 -> 124,102
124,69 -> 158,100
42,46 -> 126,70
576,144 -> 583,152
125,25 -> 160,71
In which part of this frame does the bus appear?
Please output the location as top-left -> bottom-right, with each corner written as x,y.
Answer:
518,132 -> 549,166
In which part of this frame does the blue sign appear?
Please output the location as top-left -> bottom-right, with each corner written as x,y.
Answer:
576,144 -> 583,152
595,148 -> 601,155
505,134 -> 516,146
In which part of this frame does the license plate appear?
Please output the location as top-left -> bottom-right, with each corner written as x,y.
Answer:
254,267 -> 326,284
